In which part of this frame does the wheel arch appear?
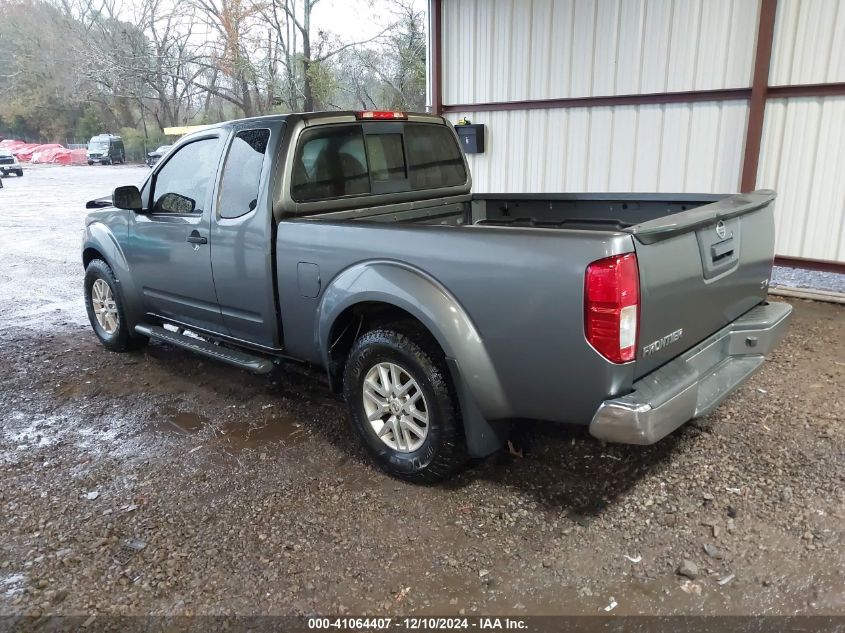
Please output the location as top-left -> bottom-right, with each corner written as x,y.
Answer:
82,222 -> 143,329
324,301 -> 433,392
82,246 -> 106,269
317,261 -> 511,457
317,261 -> 497,393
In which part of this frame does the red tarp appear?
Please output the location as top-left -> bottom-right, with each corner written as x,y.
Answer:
1,140 -> 87,165
2,141 -> 87,165
26,144 -> 65,163
0,139 -> 27,151
0,141 -> 38,159
12,144 -> 45,162
53,149 -> 88,165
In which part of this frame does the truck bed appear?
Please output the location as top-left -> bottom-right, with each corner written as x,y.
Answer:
310,193 -> 727,233
471,193 -> 725,231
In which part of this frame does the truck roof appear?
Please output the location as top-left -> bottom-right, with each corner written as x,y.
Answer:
202,111 -> 448,131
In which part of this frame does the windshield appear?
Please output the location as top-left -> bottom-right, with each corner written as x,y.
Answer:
88,141 -> 109,151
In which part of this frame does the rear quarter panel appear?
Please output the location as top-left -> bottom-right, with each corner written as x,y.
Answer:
276,221 -> 637,424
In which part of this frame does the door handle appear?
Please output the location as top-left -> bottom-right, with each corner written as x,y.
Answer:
186,231 -> 207,245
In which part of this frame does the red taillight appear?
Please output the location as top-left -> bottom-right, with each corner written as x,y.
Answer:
356,111 -> 407,120
584,253 -> 639,363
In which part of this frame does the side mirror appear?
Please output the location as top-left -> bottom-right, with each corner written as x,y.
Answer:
156,192 -> 196,213
113,185 -> 142,212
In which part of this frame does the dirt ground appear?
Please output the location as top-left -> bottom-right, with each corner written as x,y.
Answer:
0,165 -> 843,618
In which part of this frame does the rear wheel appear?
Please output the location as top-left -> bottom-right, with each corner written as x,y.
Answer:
343,326 -> 467,483
84,259 -> 147,352
15,169 -> 22,177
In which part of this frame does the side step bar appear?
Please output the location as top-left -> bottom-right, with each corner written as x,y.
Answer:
135,324 -> 274,374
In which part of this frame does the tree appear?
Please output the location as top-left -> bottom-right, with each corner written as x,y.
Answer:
262,0 -> 395,112
0,0 -> 429,144
358,0 -> 425,110
0,0 -> 87,139
329,1 -> 425,112
193,0 -> 263,117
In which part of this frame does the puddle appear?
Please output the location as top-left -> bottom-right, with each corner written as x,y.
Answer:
153,409 -> 305,452
158,411 -> 207,436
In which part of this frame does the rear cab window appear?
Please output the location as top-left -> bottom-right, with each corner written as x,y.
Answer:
405,125 -> 466,190
292,126 -> 369,202
290,122 -> 466,205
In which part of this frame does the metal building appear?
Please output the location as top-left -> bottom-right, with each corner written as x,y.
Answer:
427,0 -> 845,268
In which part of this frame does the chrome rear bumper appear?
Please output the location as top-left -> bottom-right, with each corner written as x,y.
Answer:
589,301 -> 793,445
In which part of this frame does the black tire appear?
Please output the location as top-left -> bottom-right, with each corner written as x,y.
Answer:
16,169 -> 23,177
343,325 -> 467,483
88,161 -> 94,166
84,259 -> 147,352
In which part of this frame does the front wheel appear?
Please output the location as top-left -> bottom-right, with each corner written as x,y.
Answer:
343,326 -> 467,483
84,259 -> 147,352
15,169 -> 23,177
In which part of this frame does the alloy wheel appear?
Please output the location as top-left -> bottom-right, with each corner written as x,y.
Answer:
91,278 -> 119,334
362,362 -> 429,452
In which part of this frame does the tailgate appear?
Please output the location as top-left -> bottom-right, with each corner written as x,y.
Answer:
630,190 -> 776,378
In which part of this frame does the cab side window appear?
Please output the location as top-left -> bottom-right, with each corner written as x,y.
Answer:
291,126 -> 369,202
218,129 -> 270,219
152,138 -> 220,214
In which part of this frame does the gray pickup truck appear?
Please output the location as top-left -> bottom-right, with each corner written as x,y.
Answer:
82,110 -> 792,482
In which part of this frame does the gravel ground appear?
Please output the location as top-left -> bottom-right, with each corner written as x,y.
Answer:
771,266 -> 845,295
0,165 -> 843,618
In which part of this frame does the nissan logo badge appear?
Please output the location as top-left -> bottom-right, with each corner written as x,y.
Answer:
715,220 -> 727,239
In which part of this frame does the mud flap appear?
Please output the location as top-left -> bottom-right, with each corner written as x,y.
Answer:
446,358 -> 509,457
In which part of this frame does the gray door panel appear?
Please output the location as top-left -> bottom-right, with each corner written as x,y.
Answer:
128,212 -> 222,329
210,124 -> 282,348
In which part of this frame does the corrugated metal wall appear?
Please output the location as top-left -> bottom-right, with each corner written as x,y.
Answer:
757,97 -> 845,261
446,101 -> 748,193
758,0 -> 845,260
437,0 -> 845,262
442,0 -> 760,103
442,0 -> 757,196
769,0 -> 845,86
